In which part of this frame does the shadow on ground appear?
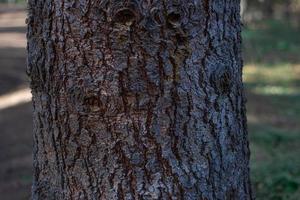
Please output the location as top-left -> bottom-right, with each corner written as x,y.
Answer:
0,6 -> 32,200
0,103 -> 32,200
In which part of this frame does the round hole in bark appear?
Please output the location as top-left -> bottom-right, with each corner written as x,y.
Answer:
114,8 -> 136,25
211,68 -> 233,95
167,11 -> 181,26
83,96 -> 101,112
84,96 -> 99,106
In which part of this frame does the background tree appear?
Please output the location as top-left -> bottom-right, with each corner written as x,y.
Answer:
27,0 -> 253,199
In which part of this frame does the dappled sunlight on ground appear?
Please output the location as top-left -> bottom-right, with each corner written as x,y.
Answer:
0,6 -> 32,200
252,85 -> 298,96
0,11 -> 26,48
0,88 -> 31,110
0,32 -> 26,48
244,64 -> 300,84
0,10 -> 26,28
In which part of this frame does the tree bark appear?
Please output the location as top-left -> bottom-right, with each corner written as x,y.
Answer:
27,0 -> 252,199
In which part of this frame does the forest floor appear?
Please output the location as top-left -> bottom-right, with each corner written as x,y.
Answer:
0,5 -> 32,200
0,6 -> 299,200
243,20 -> 300,200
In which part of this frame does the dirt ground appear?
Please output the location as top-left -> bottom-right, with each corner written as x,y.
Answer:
0,5 -> 32,200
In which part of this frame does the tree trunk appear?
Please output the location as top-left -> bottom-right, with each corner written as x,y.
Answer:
283,0 -> 292,21
27,0 -> 252,199
240,0 -> 247,22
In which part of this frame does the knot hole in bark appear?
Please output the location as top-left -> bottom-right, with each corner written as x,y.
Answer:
83,95 -> 101,112
114,8 -> 136,25
210,67 -> 233,95
175,33 -> 188,46
167,11 -> 181,27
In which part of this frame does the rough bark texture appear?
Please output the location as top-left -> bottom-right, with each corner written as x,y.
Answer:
27,0 -> 252,199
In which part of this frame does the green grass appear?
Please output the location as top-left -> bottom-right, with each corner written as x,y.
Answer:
249,125 -> 300,200
243,20 -> 300,200
244,64 -> 300,118
0,0 -> 26,4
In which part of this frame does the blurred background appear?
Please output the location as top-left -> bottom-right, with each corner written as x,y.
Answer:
0,0 -> 299,199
